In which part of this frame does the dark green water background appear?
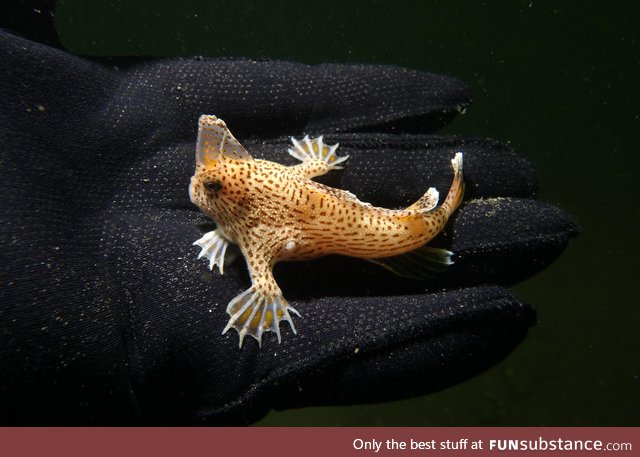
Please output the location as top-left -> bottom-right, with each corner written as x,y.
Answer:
54,0 -> 639,426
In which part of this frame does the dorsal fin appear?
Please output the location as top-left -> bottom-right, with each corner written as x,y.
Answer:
196,114 -> 253,166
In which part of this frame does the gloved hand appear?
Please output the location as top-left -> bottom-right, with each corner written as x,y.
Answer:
0,29 -> 577,425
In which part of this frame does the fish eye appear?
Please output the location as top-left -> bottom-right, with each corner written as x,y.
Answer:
204,180 -> 223,193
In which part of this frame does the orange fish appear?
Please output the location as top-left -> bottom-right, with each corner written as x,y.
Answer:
189,115 -> 464,347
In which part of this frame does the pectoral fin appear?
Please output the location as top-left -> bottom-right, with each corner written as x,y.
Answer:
193,229 -> 230,274
223,288 -> 300,348
288,135 -> 349,179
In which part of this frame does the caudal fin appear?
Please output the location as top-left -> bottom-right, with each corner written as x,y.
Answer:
408,152 -> 464,215
441,152 -> 464,214
371,153 -> 464,281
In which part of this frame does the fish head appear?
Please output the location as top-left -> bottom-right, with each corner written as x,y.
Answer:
189,114 -> 254,224
189,159 -> 252,220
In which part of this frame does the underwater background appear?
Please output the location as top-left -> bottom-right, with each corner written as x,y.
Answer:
53,0 -> 638,426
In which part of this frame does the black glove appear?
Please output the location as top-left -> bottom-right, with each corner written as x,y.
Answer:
0,29 -> 577,425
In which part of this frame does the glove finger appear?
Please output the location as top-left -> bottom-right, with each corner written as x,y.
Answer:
449,197 -> 578,286
187,286 -> 535,424
1,30 -> 471,147
105,60 -> 471,137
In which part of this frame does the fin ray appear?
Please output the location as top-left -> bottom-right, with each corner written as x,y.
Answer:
222,288 -> 299,347
288,135 -> 349,170
193,229 -> 230,274
368,245 -> 454,280
197,114 -> 252,166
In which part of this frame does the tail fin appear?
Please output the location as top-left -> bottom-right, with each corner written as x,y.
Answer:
368,153 -> 464,281
407,152 -> 464,215
441,152 -> 464,214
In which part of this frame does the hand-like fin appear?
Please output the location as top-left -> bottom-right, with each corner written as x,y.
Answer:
287,135 -> 348,172
222,288 -> 300,348
193,229 -> 230,274
196,114 -> 253,166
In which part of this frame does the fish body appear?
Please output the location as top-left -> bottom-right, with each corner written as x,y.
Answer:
189,115 -> 464,347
